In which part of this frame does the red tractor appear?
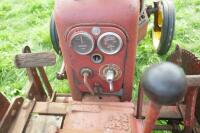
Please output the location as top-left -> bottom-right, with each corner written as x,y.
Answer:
0,0 -> 200,133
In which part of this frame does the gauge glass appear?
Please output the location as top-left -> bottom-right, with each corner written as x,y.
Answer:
70,32 -> 94,55
97,32 -> 123,55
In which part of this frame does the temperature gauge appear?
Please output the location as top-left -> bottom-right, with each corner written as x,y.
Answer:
70,32 -> 94,55
97,32 -> 123,55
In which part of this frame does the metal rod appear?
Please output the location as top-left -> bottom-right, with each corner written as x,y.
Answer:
144,102 -> 161,133
154,125 -> 173,131
183,87 -> 198,133
108,81 -> 114,92
83,72 -> 95,95
136,82 -> 144,119
38,67 -> 53,97
56,62 -> 67,80
186,75 -> 200,87
105,69 -> 115,92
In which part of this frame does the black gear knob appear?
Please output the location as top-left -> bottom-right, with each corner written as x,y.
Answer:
141,62 -> 187,105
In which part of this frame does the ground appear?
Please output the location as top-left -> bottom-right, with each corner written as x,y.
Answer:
0,0 -> 200,132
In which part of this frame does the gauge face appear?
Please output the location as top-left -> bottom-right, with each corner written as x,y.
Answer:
97,32 -> 123,55
70,32 -> 94,55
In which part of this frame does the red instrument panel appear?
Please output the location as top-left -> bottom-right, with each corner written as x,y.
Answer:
62,26 -> 127,95
55,0 -> 139,101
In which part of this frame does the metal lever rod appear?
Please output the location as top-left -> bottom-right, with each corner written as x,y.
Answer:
83,72 -> 95,95
144,102 -> 161,133
106,69 -> 115,92
56,62 -> 67,80
108,81 -> 114,92
186,75 -> 200,87
142,62 -> 187,133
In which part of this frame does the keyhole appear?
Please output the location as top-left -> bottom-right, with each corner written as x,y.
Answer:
91,53 -> 103,64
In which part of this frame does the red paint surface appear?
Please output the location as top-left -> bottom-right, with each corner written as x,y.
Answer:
54,0 -> 140,101
65,27 -> 127,93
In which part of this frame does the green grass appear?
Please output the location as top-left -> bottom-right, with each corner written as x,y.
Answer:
0,0 -> 200,132
0,0 -> 71,99
134,0 -> 200,99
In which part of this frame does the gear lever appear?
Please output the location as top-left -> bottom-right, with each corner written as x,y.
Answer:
141,62 -> 187,133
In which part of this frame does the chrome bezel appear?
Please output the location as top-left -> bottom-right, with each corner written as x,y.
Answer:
91,53 -> 103,64
97,32 -> 123,55
70,32 -> 94,55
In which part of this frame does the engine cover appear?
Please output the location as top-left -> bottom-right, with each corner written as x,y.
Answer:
54,0 -> 140,101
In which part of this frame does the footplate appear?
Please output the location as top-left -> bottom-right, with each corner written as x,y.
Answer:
2,95 -> 143,133
61,100 -> 138,133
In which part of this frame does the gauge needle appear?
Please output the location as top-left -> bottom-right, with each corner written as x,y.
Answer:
80,35 -> 83,44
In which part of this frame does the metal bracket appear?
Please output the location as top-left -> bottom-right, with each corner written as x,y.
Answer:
0,97 -> 24,132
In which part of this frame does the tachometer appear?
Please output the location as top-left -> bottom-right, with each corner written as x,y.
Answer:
97,32 -> 123,55
70,32 -> 94,55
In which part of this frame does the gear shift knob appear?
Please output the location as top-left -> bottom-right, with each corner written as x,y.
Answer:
141,62 -> 187,105
142,62 -> 187,133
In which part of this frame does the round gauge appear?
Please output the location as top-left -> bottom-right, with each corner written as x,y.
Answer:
70,32 -> 94,55
97,32 -> 123,55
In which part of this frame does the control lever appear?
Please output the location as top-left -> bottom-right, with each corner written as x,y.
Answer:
81,68 -> 94,95
105,69 -> 115,92
56,62 -> 67,80
141,62 -> 187,133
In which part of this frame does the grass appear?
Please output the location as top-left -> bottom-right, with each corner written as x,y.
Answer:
0,0 -> 71,99
0,0 -> 200,132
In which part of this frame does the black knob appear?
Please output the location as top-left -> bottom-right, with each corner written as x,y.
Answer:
141,62 -> 187,105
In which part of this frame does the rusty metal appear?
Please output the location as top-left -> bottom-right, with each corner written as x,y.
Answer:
8,99 -> 36,133
136,90 -> 183,120
38,67 -> 53,97
193,122 -> 200,133
144,102 -> 161,133
134,45 -> 200,133
82,69 -> 95,95
0,97 -> 23,133
56,61 -> 67,80
168,45 -> 200,75
168,45 -> 200,132
154,125 -> 173,131
183,87 -> 198,133
186,75 -> 200,87
3,95 -> 144,133
154,120 -> 181,132
50,91 -> 57,102
0,93 -> 10,121
197,89 -> 200,124
61,96 -> 136,133
25,115 -> 63,133
1,93 -> 186,133
138,9 -> 148,43
136,83 -> 144,119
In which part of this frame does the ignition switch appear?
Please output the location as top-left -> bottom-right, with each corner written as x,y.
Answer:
99,64 -> 122,92
105,69 -> 115,92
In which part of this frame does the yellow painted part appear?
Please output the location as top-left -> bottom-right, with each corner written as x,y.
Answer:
158,9 -> 163,27
153,4 -> 163,49
153,31 -> 161,49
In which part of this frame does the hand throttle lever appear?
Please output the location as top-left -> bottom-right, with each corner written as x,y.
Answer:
81,68 -> 94,95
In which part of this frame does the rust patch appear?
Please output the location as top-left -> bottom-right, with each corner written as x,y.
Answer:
104,113 -> 130,133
